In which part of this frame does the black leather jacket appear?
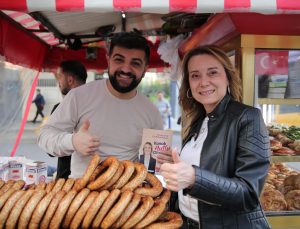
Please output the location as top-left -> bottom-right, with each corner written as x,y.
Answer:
179,95 -> 271,229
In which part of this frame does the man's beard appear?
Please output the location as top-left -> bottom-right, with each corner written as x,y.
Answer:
61,87 -> 70,96
108,70 -> 143,93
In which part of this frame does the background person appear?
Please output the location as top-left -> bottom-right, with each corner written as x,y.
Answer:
139,142 -> 156,173
32,89 -> 45,123
160,45 -> 270,229
50,60 -> 87,179
38,32 -> 172,178
155,91 -> 171,129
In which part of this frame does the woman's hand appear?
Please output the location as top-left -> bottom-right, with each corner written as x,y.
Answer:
160,149 -> 195,192
72,120 -> 101,156
155,150 -> 173,164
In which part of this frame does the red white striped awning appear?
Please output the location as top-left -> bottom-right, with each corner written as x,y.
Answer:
0,0 -> 300,14
3,11 -> 60,45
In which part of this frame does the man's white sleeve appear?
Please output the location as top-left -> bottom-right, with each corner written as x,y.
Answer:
37,91 -> 78,157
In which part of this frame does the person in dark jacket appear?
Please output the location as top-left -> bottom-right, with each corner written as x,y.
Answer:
159,45 -> 271,229
51,60 -> 87,179
32,89 -> 45,123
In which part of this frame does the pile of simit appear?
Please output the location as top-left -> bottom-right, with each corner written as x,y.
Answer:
0,154 -> 183,229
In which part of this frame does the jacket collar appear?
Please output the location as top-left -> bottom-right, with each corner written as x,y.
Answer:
207,94 -> 231,120
183,94 -> 232,146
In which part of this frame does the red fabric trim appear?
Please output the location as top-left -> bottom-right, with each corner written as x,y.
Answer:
10,72 -> 40,157
170,0 -> 197,12
0,0 -> 27,11
224,0 -> 250,9
277,0 -> 300,10
0,13 -> 48,70
56,0 -> 84,11
113,0 -> 141,10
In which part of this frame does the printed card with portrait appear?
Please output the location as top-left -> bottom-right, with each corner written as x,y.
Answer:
138,128 -> 173,174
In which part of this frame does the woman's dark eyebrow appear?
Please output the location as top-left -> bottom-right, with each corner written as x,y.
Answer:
208,67 -> 218,70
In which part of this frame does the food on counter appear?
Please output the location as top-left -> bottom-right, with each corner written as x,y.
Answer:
270,139 -> 282,150
268,124 -> 300,155
260,188 -> 287,211
261,163 -> 300,212
0,155 -> 183,228
273,147 -> 295,156
285,190 -> 300,210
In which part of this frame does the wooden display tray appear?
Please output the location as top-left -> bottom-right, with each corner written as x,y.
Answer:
271,156 -> 300,163
266,211 -> 300,229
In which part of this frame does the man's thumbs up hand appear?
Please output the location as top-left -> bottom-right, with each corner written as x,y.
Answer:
79,120 -> 90,132
72,120 -> 101,156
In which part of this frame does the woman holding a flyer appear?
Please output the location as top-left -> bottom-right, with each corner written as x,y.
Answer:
159,46 -> 270,229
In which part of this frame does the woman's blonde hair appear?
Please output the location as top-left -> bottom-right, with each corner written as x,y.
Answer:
179,45 -> 242,138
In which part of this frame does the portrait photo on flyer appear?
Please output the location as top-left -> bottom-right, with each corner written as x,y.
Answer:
138,128 -> 173,174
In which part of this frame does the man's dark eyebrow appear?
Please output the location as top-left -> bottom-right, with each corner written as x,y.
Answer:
112,53 -> 125,59
132,58 -> 143,64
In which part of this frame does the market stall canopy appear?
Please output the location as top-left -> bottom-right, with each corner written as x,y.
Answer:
1,0 -> 300,71
0,0 -> 300,14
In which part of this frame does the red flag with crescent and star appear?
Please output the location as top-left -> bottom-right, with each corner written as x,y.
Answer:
255,50 -> 289,75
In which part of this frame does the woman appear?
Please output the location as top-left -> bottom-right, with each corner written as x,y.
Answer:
160,46 -> 271,229
139,142 -> 156,173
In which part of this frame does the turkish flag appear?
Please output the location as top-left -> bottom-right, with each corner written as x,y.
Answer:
255,50 -> 289,75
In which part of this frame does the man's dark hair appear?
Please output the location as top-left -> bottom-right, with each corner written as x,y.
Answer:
59,60 -> 87,84
108,32 -> 150,64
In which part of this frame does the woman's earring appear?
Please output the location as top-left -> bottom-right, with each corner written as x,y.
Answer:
187,88 -> 193,99
227,86 -> 231,95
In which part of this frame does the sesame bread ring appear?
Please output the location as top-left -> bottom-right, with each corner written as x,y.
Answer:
112,160 -> 135,189
27,184 -> 36,190
35,182 -> 46,190
51,178 -> 65,194
0,180 -> 15,195
49,190 -> 77,229
29,191 -> 55,229
40,190 -> 66,229
100,162 -> 124,191
134,189 -> 171,228
145,212 -> 183,229
74,154 -> 101,191
101,190 -> 133,229
69,191 -> 99,229
18,190 -> 46,229
111,193 -> 142,229
121,196 -> 154,229
92,189 -> 121,228
0,180 -> 4,189
121,163 -> 147,192
135,173 -> 163,197
45,180 -> 55,193
81,190 -> 110,229
62,188 -> 90,229
62,178 -> 75,192
11,180 -> 25,190
0,190 -> 24,229
0,188 -> 17,210
5,189 -> 35,229
87,157 -> 119,190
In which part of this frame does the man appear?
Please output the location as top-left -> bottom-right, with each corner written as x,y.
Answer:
32,89 -> 45,123
155,91 -> 171,129
38,32 -> 169,178
51,60 -> 87,179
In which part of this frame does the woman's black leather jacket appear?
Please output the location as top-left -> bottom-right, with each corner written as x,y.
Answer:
179,95 -> 271,229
